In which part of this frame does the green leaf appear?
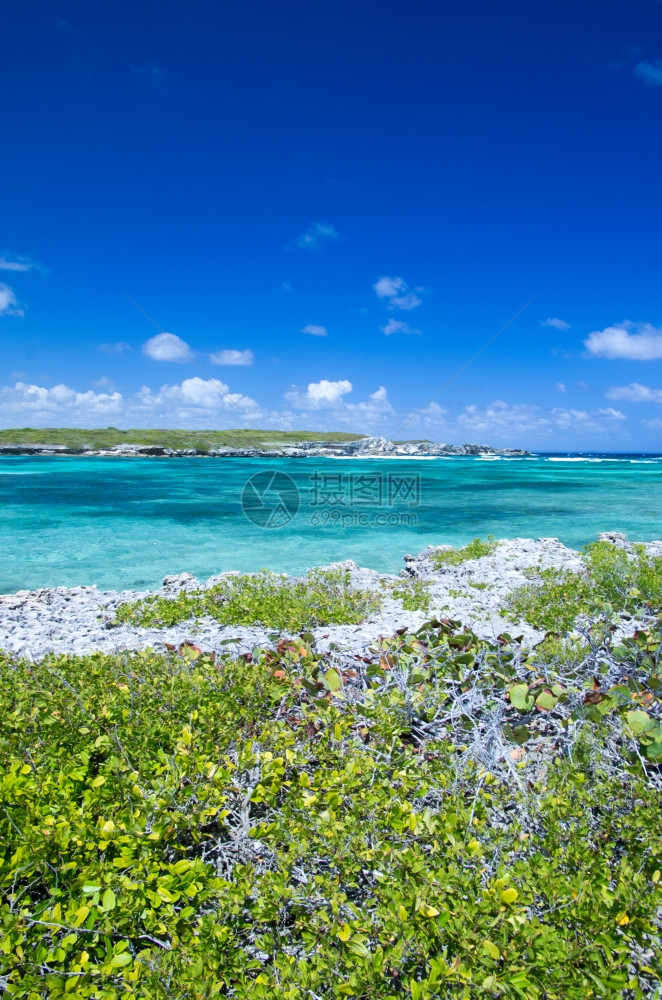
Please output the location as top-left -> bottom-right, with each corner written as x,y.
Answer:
347,938 -> 370,958
101,887 -> 116,911
625,710 -> 655,736
483,939 -> 500,960
109,952 -> 132,967
509,684 -> 532,711
535,689 -> 558,711
323,668 -> 342,692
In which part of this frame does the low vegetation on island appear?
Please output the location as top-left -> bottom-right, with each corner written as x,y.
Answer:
2,539 -> 662,998
0,428 -> 363,453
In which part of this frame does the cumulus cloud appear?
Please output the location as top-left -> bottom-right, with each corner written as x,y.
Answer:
374,275 -> 422,311
300,324 -> 328,337
282,379 -> 394,427
643,418 -> 662,430
541,317 -> 570,330
635,60 -> 662,85
606,382 -> 662,403
143,332 -> 191,362
0,377 -> 260,430
136,377 -> 259,414
555,382 -> 567,393
403,401 -> 448,429
374,276 -> 406,299
455,400 -> 629,440
369,386 -> 388,401
0,382 -> 124,424
208,349 -> 254,366
0,283 -> 24,317
381,318 -> 421,336
285,379 -> 353,408
584,321 -> 662,360
0,255 -> 34,272
458,401 -> 549,437
99,341 -> 133,356
296,223 -> 339,250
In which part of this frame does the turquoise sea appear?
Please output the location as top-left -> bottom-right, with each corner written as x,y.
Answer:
1,454 -> 661,593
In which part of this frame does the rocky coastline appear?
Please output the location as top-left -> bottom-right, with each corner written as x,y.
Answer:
0,435 -> 530,458
0,532 -> 657,662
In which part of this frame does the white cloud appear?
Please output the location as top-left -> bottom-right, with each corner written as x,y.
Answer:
555,382 -> 567,393
598,408 -> 627,420
635,60 -> 662,85
0,255 -> 34,272
370,386 -> 388,401
0,377 -> 260,430
99,341 -> 133,356
286,379 -> 353,409
458,401 -> 549,437
0,382 -> 124,424
606,382 -> 662,403
643,418 -> 662,430
296,223 -> 339,250
300,324 -> 328,337
0,283 -> 24,317
137,377 -> 259,414
374,276 -> 422,311
584,321 -> 662,360
283,379 -> 394,427
143,332 -> 191,362
403,401 -> 448,429
374,276 -> 406,299
455,400 -> 628,440
541,317 -> 570,330
208,349 -> 254,366
91,376 -> 116,390
341,389 -> 394,425
390,293 -> 423,311
381,318 -> 421,335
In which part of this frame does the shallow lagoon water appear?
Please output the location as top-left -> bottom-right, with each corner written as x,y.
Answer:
0,454 -> 661,592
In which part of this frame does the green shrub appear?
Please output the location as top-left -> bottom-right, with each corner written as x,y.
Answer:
431,536 -> 497,569
585,540 -> 662,611
504,542 -> 662,632
1,619 -> 661,998
388,578 -> 433,612
505,568 -> 592,632
114,568 -> 381,631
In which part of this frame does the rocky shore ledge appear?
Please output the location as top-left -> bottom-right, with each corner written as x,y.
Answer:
0,435 -> 530,458
1,532 -> 658,662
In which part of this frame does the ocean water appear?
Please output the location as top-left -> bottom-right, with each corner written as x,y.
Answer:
0,454 -> 661,593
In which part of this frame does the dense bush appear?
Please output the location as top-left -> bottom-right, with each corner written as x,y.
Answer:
114,568 -> 381,631
505,541 -> 662,632
2,610 -> 661,998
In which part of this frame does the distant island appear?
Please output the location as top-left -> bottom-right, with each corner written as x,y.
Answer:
0,428 -> 530,457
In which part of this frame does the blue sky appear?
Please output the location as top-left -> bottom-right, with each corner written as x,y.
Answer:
2,0 -> 662,450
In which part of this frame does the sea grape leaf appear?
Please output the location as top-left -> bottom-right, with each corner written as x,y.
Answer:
509,684 -> 533,711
